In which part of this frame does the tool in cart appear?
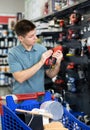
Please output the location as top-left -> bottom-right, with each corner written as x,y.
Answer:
16,100 -> 64,128
16,108 -> 53,128
44,45 -> 63,69
40,100 -> 64,121
16,100 -> 64,121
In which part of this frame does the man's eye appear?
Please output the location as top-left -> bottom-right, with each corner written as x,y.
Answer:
30,35 -> 35,38
29,36 -> 33,38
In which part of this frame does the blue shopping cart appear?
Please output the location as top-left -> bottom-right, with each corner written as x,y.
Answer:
1,91 -> 90,130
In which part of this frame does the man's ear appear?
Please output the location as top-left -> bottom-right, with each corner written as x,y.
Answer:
18,35 -> 24,42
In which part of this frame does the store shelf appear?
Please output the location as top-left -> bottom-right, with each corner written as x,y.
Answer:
33,0 -> 90,22
0,24 -> 18,86
33,0 -> 90,116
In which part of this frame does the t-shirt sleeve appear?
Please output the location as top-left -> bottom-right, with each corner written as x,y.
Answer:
8,52 -> 23,73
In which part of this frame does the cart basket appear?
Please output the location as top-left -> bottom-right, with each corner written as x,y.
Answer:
1,91 -> 90,130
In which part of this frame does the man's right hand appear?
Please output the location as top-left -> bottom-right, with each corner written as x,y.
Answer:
40,50 -> 53,65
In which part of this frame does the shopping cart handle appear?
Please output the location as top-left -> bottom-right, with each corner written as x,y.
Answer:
7,92 -> 45,102
14,93 -> 38,101
37,92 -> 45,96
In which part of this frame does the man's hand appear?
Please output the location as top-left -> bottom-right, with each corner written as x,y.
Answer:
52,50 -> 63,64
40,50 -> 53,65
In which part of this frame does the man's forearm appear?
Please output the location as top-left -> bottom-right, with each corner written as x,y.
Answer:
13,60 -> 44,83
46,63 -> 61,78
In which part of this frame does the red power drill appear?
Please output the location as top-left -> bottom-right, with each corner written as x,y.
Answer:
44,45 -> 63,68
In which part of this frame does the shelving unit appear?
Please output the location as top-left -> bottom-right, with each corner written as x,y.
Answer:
33,0 -> 90,116
33,0 -> 90,22
0,24 -> 18,86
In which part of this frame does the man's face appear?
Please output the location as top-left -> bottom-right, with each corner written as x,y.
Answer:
18,29 -> 37,47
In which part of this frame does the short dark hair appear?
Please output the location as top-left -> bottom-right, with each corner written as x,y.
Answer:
14,19 -> 36,36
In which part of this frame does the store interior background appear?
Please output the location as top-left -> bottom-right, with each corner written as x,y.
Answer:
0,0 -> 90,120
0,0 -> 64,96
0,0 -> 49,96
0,0 -> 90,104
0,0 -> 25,15
0,0 -> 90,127
0,0 -> 25,97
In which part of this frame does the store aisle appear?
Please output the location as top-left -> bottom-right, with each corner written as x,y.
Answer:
0,86 -> 12,96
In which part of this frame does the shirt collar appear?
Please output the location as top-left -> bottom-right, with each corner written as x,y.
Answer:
20,44 -> 38,52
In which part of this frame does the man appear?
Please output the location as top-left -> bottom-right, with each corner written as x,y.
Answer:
8,19 -> 63,94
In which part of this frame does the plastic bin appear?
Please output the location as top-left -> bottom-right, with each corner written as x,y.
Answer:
1,91 -> 90,130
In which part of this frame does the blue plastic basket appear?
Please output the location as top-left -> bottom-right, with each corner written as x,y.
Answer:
1,105 -> 31,130
61,108 -> 90,130
1,91 -> 90,130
